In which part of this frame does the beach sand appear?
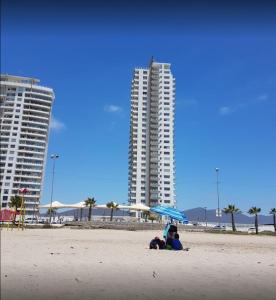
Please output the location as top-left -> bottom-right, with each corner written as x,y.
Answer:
1,228 -> 276,300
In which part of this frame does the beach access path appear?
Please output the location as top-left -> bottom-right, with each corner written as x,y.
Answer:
1,228 -> 276,300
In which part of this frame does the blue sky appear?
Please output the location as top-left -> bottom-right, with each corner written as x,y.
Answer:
1,1 -> 276,213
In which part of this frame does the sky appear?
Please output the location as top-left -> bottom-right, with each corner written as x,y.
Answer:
1,0 -> 276,213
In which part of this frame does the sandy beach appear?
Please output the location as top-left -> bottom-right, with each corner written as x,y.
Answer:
1,228 -> 276,300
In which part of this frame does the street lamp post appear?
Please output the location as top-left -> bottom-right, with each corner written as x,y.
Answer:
215,168 -> 221,226
18,188 -> 28,230
122,203 -> 125,218
204,207 -> 207,227
49,154 -> 59,224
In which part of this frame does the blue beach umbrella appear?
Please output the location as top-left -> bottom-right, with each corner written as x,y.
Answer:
150,205 -> 189,223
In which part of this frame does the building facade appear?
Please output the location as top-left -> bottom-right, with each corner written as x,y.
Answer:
0,75 -> 54,216
128,61 -> 176,207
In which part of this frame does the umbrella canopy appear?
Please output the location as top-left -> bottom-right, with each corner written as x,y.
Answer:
128,203 -> 150,211
150,205 -> 188,223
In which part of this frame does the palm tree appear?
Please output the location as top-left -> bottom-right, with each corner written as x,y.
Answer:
47,207 -> 57,222
85,197 -> 96,221
148,214 -> 157,223
248,207 -> 261,234
106,201 -> 119,221
80,207 -> 83,221
223,204 -> 240,232
143,211 -> 150,222
269,208 -> 276,232
8,195 -> 23,223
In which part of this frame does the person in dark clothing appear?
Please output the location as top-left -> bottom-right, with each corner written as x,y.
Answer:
164,224 -> 177,249
149,237 -> 159,249
158,239 -> 166,249
171,233 -> 183,250
149,237 -> 166,250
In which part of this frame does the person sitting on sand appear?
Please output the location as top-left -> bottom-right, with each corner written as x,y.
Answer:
164,223 -> 178,249
149,237 -> 166,250
171,233 -> 183,251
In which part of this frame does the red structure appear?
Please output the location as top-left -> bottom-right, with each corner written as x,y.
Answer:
0,209 -> 16,222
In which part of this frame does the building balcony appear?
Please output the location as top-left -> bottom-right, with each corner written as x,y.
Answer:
23,112 -> 49,120
24,101 -> 51,110
15,165 -> 43,172
22,117 -> 48,125
25,93 -> 52,102
21,122 -> 49,130
23,107 -> 50,115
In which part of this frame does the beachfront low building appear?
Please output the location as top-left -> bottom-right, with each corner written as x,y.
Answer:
0,74 -> 54,216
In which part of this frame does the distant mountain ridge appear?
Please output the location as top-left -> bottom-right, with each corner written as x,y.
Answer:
183,207 -> 273,225
41,206 -> 274,225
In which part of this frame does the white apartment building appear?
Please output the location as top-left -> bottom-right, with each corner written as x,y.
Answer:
128,60 -> 176,207
0,75 -> 54,216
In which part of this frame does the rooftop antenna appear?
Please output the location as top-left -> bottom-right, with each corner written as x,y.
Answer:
149,56 -> 154,67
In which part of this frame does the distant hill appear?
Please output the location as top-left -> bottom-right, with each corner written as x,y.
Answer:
183,207 -> 273,225
41,206 -> 273,225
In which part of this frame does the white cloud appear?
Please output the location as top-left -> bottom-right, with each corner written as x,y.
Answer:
104,105 -> 122,113
219,106 -> 235,116
50,116 -> 65,131
219,94 -> 269,116
257,94 -> 269,102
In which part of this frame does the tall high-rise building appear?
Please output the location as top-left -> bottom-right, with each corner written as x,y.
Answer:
0,75 -> 54,216
128,60 -> 176,207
